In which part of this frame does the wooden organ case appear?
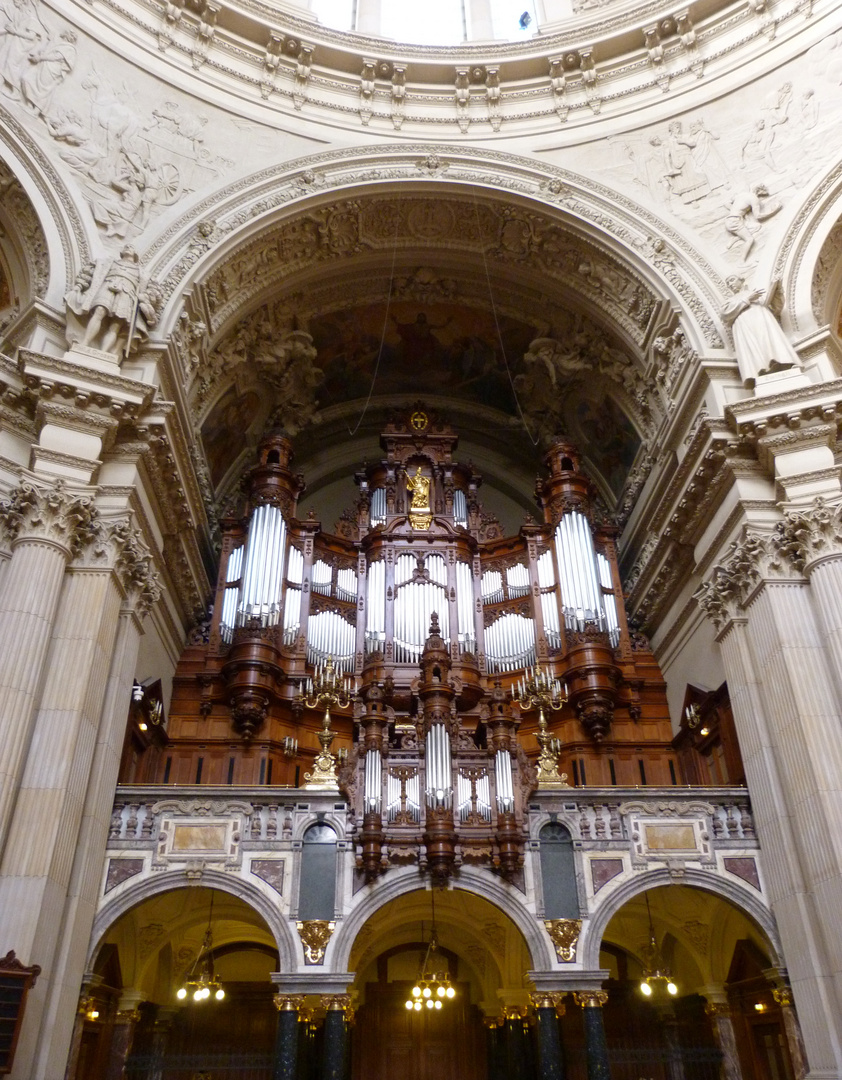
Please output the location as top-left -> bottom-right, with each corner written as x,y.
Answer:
129,411 -> 679,881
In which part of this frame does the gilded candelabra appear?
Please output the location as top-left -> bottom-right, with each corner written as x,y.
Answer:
512,665 -> 569,786
301,657 -> 352,789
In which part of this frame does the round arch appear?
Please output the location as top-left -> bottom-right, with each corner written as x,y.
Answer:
0,114 -> 93,306
579,866 -> 783,972
87,868 -> 298,972
145,144 -> 727,352
330,864 -> 556,973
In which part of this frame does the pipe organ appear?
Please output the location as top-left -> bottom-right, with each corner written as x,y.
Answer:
146,411 -> 677,880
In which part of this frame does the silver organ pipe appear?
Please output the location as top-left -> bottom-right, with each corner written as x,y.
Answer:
370,487 -> 386,527
481,570 -> 503,605
306,610 -> 356,673
494,750 -> 515,814
365,559 -> 386,653
387,770 -> 420,822
554,511 -> 604,631
425,723 -> 452,809
364,748 -> 382,813
457,770 -> 491,823
485,613 -> 536,674
506,563 -> 530,598
456,561 -> 475,654
597,552 -> 621,647
536,549 -> 561,649
393,554 -> 448,663
336,568 -> 357,602
220,544 -> 244,643
311,559 -> 332,595
237,503 -> 288,626
453,489 -> 468,528
282,544 -> 302,645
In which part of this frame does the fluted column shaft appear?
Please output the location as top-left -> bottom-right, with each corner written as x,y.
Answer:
742,580 -> 842,1063
0,537 -> 72,852
0,565 -> 126,1080
37,607 -> 145,1080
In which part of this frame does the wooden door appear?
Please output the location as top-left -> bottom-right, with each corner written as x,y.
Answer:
352,982 -> 486,1080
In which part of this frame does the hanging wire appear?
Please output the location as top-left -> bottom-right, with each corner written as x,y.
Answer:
346,207 -> 402,437
470,193 -> 541,447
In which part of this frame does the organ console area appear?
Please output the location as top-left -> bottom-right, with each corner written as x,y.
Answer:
123,409 -> 682,879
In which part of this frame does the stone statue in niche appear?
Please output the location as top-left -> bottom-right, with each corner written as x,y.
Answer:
721,277 -> 803,388
724,183 -> 781,262
65,245 -> 161,357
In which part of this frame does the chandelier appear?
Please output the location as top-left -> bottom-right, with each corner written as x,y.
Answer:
405,890 -> 456,1012
639,892 -> 677,998
176,892 -> 226,1003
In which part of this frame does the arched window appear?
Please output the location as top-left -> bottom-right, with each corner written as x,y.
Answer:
298,822 -> 337,920
539,822 -> 578,919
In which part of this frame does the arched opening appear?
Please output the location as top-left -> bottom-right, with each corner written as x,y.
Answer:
73,886 -> 279,1080
347,887 -> 532,1080
594,884 -> 798,1080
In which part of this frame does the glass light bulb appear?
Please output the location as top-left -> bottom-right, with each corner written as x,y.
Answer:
667,982 -> 678,996
426,999 -> 434,1009
412,986 -> 421,997
434,1000 -> 442,1010
215,988 -> 225,1000
446,987 -> 455,999
423,987 -> 431,998
437,986 -> 445,998
405,1000 -> 414,1010
193,989 -> 203,1001
176,988 -> 187,1000
414,1001 -> 422,1011
640,981 -> 652,997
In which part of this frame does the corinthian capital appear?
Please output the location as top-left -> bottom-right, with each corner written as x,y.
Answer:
110,519 -> 162,616
694,528 -> 792,630
0,478 -> 98,557
771,497 -> 842,572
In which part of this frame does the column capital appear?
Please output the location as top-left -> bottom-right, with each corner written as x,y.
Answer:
705,1001 -> 733,1018
0,476 -> 98,558
771,496 -> 842,572
574,990 -> 608,1008
321,994 -> 353,1019
530,991 -> 566,1016
274,994 -> 305,1012
772,987 -> 794,1007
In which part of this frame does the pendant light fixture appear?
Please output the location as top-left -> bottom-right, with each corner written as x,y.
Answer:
639,892 -> 678,998
405,889 -> 456,1012
176,891 -> 226,1003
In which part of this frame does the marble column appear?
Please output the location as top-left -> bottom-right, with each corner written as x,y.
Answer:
484,1017 -> 506,1080
63,976 -> 103,1080
574,992 -> 610,1080
0,520 -> 158,1080
531,993 -> 567,1080
104,1007 -> 141,1080
321,995 -> 352,1080
273,994 -> 304,1080
772,987 -> 808,1080
0,478 -> 95,853
467,0 -> 494,39
703,1000 -> 743,1080
354,0 -> 381,34
696,541 -> 842,1077
504,1008 -> 531,1080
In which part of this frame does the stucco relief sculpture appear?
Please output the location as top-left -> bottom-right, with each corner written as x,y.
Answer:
65,245 -> 162,357
724,183 -> 781,261
720,277 -> 803,388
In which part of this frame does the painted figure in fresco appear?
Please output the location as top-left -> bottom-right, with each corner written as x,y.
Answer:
390,312 -> 452,365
